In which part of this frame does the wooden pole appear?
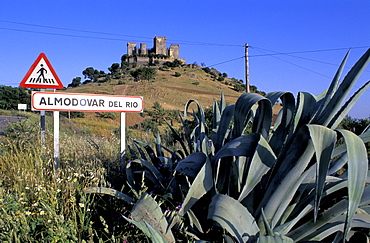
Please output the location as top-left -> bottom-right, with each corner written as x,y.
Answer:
245,43 -> 250,93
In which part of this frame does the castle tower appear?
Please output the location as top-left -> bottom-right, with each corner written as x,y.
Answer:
169,44 -> 180,59
127,42 -> 137,56
140,43 -> 147,55
154,36 -> 167,55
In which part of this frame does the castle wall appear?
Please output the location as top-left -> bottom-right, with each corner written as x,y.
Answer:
169,44 -> 180,59
126,36 -> 184,66
127,42 -> 137,56
154,37 -> 167,55
140,43 -> 147,55
136,56 -> 150,66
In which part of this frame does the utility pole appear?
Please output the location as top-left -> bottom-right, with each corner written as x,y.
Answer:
245,43 -> 250,93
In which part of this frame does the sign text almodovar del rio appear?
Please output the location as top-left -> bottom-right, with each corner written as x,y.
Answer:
31,92 -> 143,112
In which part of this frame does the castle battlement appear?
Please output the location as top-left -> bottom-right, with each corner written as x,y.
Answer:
125,36 -> 185,65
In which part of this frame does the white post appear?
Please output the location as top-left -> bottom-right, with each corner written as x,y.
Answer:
54,111 -> 60,170
120,112 -> 126,164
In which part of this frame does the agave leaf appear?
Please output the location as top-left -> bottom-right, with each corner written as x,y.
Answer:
274,204 -> 313,235
208,194 -> 259,242
252,235 -> 294,243
276,181 -> 349,235
212,99 -> 221,132
212,133 -> 260,163
328,152 -> 348,175
287,199 -> 348,241
328,80 -> 370,129
360,185 -> 370,206
213,133 -> 260,192
291,92 -> 318,135
298,214 -> 370,242
154,132 -> 164,157
133,140 -> 148,161
133,139 -> 158,164
266,92 -> 295,155
258,126 -> 313,228
184,99 -> 208,153
332,127 -> 370,157
219,92 -> 226,114
164,119 -> 189,156
212,104 -> 235,152
336,129 -> 368,239
126,159 -> 165,189
129,193 -> 175,243
268,92 -> 317,180
238,135 -> 276,202
260,208 -> 274,236
315,50 -> 349,117
187,209 -> 204,233
307,125 -> 337,221
174,152 -> 207,178
313,48 -> 370,126
178,158 -> 213,216
123,216 -> 168,243
252,98 -> 272,139
233,92 -> 267,138
84,187 -> 134,204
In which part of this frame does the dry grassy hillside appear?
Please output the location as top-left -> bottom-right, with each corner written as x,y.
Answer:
59,65 -> 280,136
66,67 -> 242,110
63,66 -> 247,127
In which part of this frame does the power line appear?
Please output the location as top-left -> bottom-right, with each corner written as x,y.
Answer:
0,19 -> 243,47
208,56 -> 245,67
250,46 -> 370,57
0,26 -> 132,42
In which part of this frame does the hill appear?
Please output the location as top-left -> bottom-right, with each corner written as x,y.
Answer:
63,64 -> 253,128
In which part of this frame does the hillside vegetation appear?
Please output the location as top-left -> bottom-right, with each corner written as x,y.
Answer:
61,61 -> 271,134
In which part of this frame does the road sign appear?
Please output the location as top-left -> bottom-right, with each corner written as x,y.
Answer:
31,92 -> 143,112
20,53 -> 64,89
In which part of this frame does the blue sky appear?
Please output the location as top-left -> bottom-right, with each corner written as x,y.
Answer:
0,1 -> 369,117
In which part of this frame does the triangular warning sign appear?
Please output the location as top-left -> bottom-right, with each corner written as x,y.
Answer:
20,53 -> 64,89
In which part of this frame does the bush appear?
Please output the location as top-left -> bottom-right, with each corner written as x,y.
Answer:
192,81 -> 200,85
85,49 -> 370,242
234,82 -> 246,92
174,72 -> 181,77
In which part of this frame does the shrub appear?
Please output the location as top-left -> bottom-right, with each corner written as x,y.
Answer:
174,72 -> 181,77
234,82 -> 246,92
86,49 -> 370,242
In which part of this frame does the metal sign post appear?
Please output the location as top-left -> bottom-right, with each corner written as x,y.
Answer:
40,89 -> 46,149
20,53 -> 63,156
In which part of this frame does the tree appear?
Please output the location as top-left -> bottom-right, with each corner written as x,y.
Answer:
234,82 -> 246,92
67,77 -> 82,88
339,115 -> 370,135
82,67 -> 106,82
82,67 -> 95,80
147,101 -> 166,125
0,86 -> 30,110
108,63 -> 120,75
130,67 -> 156,81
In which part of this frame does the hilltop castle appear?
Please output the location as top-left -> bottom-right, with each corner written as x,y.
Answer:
123,36 -> 186,66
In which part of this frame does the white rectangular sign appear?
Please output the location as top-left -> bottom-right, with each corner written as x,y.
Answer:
18,104 -> 27,110
32,92 -> 143,112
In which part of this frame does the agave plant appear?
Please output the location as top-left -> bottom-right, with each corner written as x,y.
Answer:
86,49 -> 370,242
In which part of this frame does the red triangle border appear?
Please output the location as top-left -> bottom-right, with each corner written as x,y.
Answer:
20,53 -> 64,89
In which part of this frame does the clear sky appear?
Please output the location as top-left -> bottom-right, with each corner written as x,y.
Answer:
0,1 -> 369,117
